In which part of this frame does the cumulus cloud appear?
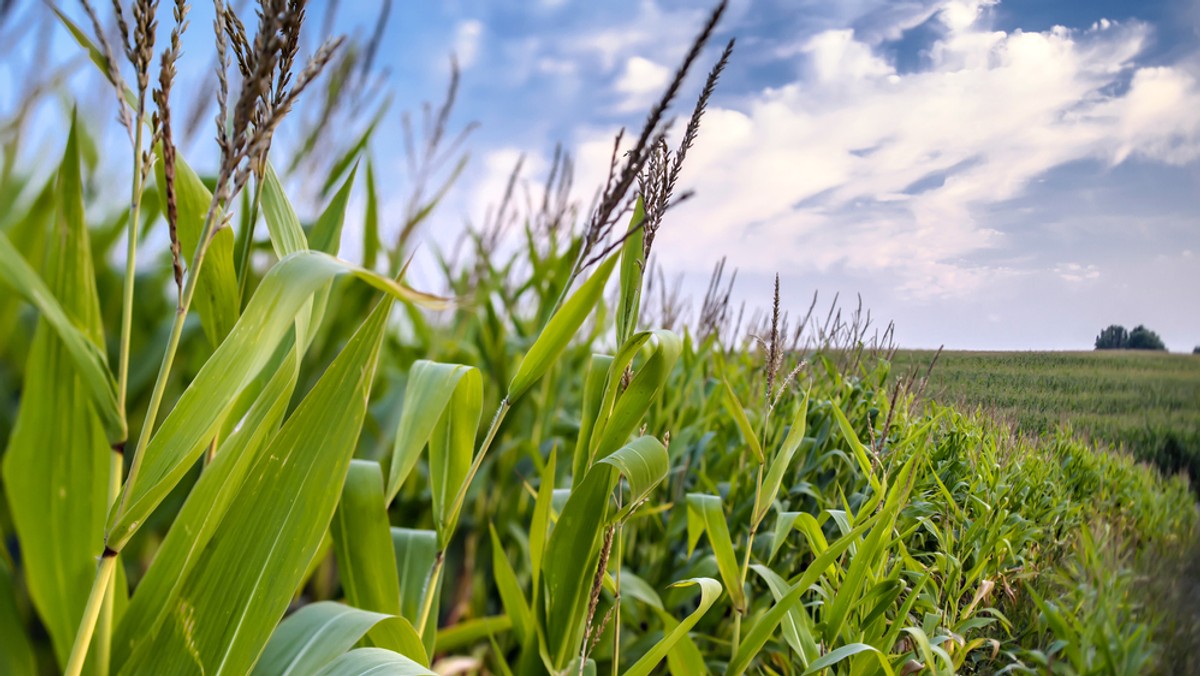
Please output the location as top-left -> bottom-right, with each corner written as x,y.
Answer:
629,1 -> 1200,299
457,0 -> 1198,308
613,56 -> 672,112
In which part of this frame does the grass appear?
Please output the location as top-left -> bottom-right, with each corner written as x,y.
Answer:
0,2 -> 1196,675
890,350 -> 1200,484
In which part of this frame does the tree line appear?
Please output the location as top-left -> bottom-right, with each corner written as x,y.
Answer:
1094,324 -> 1167,351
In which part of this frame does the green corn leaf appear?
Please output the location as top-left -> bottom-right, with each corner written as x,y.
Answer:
0,232 -> 122,444
541,467 -> 616,670
363,157 -> 380,268
107,251 -> 446,551
528,447 -> 556,590
253,602 -> 421,676
261,162 -> 310,257
429,368 -> 482,545
615,197 -> 646,346
114,346 -> 300,669
768,512 -> 800,564
623,577 -> 722,676
434,616 -> 512,654
0,179 -> 52,357
618,570 -> 663,610
878,572 -> 931,659
257,161 -> 328,346
859,579 -> 904,634
1024,583 -> 1084,668
652,609 -> 708,675
589,330 -> 681,463
1,119 -> 116,671
508,252 -> 619,401
312,648 -> 435,676
831,404 -> 883,496
120,299 -> 392,674
793,513 -> 829,555
50,8 -> 135,109
0,538 -> 37,675
725,513 -> 881,676
52,6 -> 105,74
572,355 -> 613,486
565,658 -> 597,676
385,361 -> 479,505
801,643 -> 893,676
333,461 -> 419,656
392,528 -> 440,657
156,149 -> 240,346
310,163 -> 359,255
489,525 -> 533,646
598,436 -> 670,521
822,448 -> 921,645
685,494 -> 745,612
755,389 -> 809,525
750,564 -> 819,667
721,380 -> 764,464
900,626 -> 954,676
541,436 -> 668,670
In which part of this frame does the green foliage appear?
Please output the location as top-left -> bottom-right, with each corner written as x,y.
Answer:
890,349 -> 1200,491
0,4 -> 1196,676
1127,324 -> 1167,351
2,118 -> 116,671
1095,324 -> 1129,350
1094,323 -> 1167,351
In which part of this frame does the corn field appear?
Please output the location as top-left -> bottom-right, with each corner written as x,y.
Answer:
0,2 -> 1196,675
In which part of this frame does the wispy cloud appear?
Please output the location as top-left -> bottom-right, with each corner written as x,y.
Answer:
620,0 -> 1200,298
449,0 -> 1199,346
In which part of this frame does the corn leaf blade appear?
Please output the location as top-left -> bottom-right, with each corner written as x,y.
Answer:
332,460 -> 418,657
1,121 -> 114,670
686,494 -> 745,612
312,648 -> 435,676
0,233 -> 122,444
157,150 -> 240,346
624,577 -> 722,676
107,251 -> 445,550
114,346 -> 300,669
508,253 -> 619,401
541,436 -> 668,670
120,300 -> 392,674
253,602 -> 402,676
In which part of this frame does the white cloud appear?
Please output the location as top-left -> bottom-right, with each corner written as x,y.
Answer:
1054,262 -> 1101,282
939,0 -> 997,33
613,56 -> 672,112
623,3 -> 1200,299
454,20 -> 484,69
565,1 -> 707,70
803,30 -> 894,82
1104,67 -> 1200,165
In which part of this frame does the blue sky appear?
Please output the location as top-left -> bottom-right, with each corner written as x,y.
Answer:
3,0 -> 1199,350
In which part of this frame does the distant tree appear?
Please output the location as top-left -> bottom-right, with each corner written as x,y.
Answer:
1094,324 -> 1128,350
1126,325 -> 1166,351
1192,345 -> 1199,355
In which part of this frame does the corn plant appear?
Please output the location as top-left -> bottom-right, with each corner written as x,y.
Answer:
2,1 -> 1198,675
